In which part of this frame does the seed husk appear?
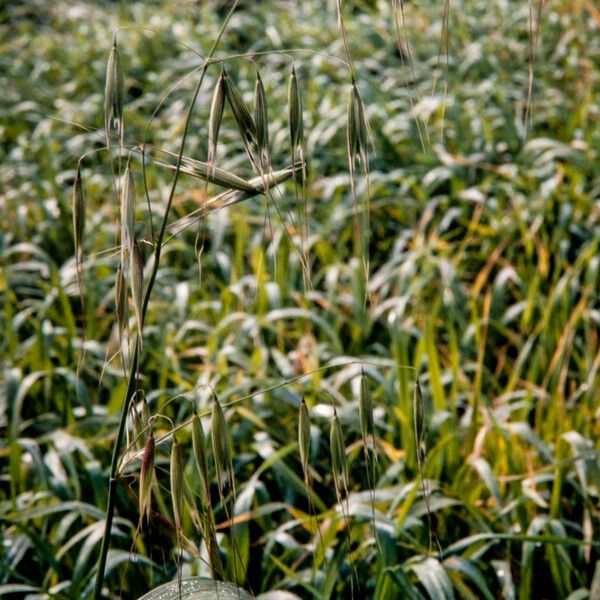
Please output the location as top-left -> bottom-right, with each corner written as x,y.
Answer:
139,432 -> 155,523
207,72 -> 226,174
139,394 -> 151,447
164,162 -> 306,238
211,396 -> 231,498
170,434 -> 184,531
347,81 -> 370,172
206,521 -> 223,579
192,412 -> 210,505
359,373 -> 374,445
183,479 -> 204,534
330,409 -> 348,493
414,379 -> 424,447
254,71 -> 270,170
72,167 -> 85,262
288,66 -> 304,150
223,69 -> 257,148
130,239 -> 144,344
115,261 -> 128,338
104,37 -> 124,145
156,150 -> 259,192
298,398 -> 311,479
121,160 -> 136,262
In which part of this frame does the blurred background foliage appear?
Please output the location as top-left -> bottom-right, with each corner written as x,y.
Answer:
1,0 -> 600,598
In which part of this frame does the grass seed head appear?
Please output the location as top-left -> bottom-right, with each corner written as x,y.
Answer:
104,37 -> 124,145
288,66 -> 304,150
170,434 -> 184,531
121,160 -> 136,261
204,515 -> 223,579
330,409 -> 347,492
254,70 -> 270,170
130,239 -> 144,344
359,374 -> 374,443
211,396 -> 231,497
173,156 -> 260,192
223,69 -> 257,148
192,412 -> 210,504
72,167 -> 85,262
347,82 -> 369,171
347,84 -> 359,162
298,398 -> 311,478
115,261 -> 128,337
208,72 -> 226,172
139,432 -> 155,523
140,395 -> 151,446
414,379 -> 424,446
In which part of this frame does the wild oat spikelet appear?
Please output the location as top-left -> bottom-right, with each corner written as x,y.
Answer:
288,66 -> 304,152
192,412 -> 210,505
359,372 -> 374,447
298,398 -> 311,480
211,396 -> 231,499
414,379 -> 424,450
170,434 -> 184,531
346,80 -> 368,176
115,261 -> 128,339
120,159 -> 136,263
254,70 -> 270,171
223,69 -> 257,148
139,432 -> 155,523
72,167 -> 85,265
207,72 -> 226,175
330,408 -> 348,495
130,239 -> 144,345
104,37 -> 124,145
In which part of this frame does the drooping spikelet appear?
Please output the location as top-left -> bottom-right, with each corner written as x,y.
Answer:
104,37 -> 124,145
139,432 -> 155,523
170,434 -> 184,531
298,398 -> 311,480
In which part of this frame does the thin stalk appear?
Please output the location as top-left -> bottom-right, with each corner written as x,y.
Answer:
92,4 -> 240,598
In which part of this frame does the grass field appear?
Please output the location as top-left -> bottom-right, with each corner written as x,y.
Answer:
1,1 -> 600,598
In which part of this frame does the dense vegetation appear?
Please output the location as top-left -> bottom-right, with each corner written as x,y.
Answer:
1,0 -> 600,598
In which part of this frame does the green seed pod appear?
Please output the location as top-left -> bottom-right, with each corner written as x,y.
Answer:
208,72 -> 226,172
139,394 -> 151,447
298,398 -> 311,479
130,239 -> 144,344
72,167 -> 85,261
288,66 -> 303,150
167,155 -> 260,192
104,38 -> 124,145
192,412 -> 210,505
139,432 -> 155,523
359,373 -> 374,444
204,514 -> 223,579
330,409 -> 347,492
115,261 -> 128,338
223,69 -> 257,147
254,71 -> 270,170
170,434 -> 184,531
121,160 -> 136,262
347,82 -> 369,171
211,396 -> 231,497
414,379 -> 424,446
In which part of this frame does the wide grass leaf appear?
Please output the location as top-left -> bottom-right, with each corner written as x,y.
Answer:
408,557 -> 455,600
